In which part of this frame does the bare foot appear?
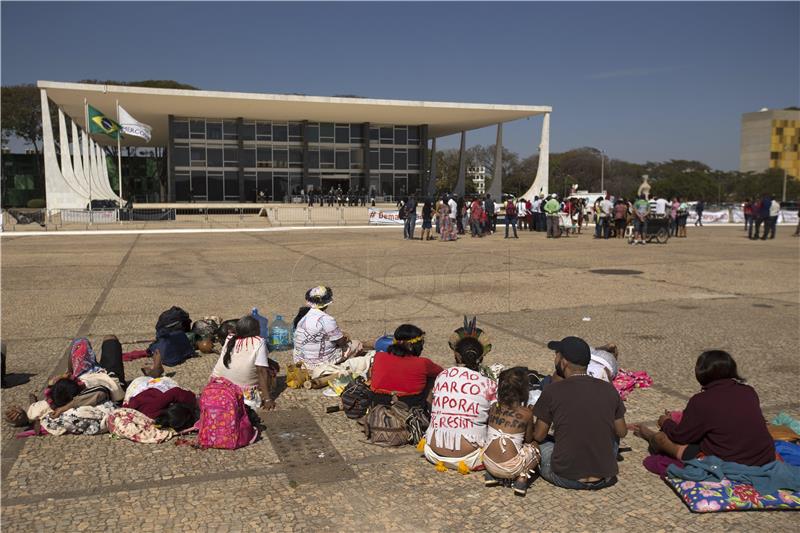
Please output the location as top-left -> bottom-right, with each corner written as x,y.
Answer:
632,423 -> 657,441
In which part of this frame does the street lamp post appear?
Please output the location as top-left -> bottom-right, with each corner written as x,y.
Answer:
600,149 -> 605,194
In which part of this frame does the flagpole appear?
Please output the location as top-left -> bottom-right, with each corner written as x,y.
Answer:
116,99 -> 123,204
84,98 -> 92,221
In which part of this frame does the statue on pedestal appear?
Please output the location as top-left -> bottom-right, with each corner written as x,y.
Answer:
638,175 -> 651,200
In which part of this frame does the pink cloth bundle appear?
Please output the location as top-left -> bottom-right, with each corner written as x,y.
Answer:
613,369 -> 653,400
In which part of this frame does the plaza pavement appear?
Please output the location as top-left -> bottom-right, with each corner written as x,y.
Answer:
1,224 -> 798,531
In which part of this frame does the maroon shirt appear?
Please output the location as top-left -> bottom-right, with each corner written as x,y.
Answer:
125,387 -> 197,420
660,379 -> 774,466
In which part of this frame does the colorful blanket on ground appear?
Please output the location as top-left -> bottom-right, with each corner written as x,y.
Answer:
665,476 -> 800,512
613,369 -> 653,400
40,401 -> 115,436
108,408 -> 175,444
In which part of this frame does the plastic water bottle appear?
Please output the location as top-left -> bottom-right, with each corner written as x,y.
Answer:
270,314 -> 292,351
251,308 -> 269,339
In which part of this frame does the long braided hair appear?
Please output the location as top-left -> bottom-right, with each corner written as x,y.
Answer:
455,336 -> 484,371
223,315 -> 260,369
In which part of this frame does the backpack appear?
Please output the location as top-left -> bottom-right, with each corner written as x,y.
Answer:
506,202 -> 517,218
363,400 -> 412,447
197,377 -> 257,450
340,377 -> 372,419
156,306 -> 192,334
398,204 -> 407,220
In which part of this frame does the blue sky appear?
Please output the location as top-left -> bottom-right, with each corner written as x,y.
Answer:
2,1 -> 798,170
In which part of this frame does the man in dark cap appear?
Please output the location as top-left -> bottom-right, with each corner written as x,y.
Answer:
532,336 -> 628,490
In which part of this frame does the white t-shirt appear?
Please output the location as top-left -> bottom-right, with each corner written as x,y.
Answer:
448,199 -> 458,219
292,308 -> 344,367
426,366 -> 497,451
586,349 -> 619,383
655,198 -> 668,216
516,201 -> 527,216
770,200 -> 780,217
212,336 -> 269,388
601,199 -> 613,217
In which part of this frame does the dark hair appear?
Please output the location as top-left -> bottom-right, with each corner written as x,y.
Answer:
153,402 -> 197,431
497,367 -> 529,407
695,350 -> 744,387
50,378 -> 81,407
387,324 -> 425,357
293,306 -> 311,329
223,315 -> 260,369
455,336 -> 484,371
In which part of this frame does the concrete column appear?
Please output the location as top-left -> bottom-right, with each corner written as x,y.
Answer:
40,89 -> 86,208
70,119 -> 90,197
487,123 -> 504,198
361,122 -> 369,192
236,117 -> 245,202
454,131 -> 466,197
419,124 -> 428,196
427,137 -> 437,197
522,112 -> 550,199
58,108 -> 88,198
301,120 -> 309,190
167,114 -> 176,202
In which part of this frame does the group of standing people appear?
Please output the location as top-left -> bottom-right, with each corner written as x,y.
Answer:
743,196 -> 782,240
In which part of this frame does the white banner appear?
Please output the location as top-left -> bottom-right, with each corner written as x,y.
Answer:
730,207 -> 796,224
368,207 -> 424,225
686,210 -> 730,224
118,106 -> 152,142
59,209 -> 118,224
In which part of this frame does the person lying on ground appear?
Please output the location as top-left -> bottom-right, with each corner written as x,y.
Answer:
369,324 -> 443,410
292,286 -> 373,378
4,370 -> 124,427
533,336 -> 627,490
632,350 -> 774,466
211,315 -> 277,411
123,375 -> 198,430
70,336 -> 127,385
422,336 -> 497,472
483,367 -> 540,497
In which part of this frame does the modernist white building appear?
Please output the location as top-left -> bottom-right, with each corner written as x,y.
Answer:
38,81 -> 551,208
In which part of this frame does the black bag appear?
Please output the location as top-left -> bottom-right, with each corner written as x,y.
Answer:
192,319 -> 219,340
341,377 -> 372,419
156,306 -> 192,334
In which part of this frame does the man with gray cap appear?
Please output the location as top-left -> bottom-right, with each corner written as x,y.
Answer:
533,336 -> 628,490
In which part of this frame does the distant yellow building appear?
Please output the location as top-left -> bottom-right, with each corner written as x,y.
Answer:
740,108 -> 800,179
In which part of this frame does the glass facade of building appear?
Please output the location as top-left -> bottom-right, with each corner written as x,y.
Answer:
169,117 -> 427,202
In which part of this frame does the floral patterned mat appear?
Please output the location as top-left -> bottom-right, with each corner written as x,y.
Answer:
665,476 -> 800,512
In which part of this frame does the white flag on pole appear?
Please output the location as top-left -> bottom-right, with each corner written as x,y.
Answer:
118,106 -> 152,142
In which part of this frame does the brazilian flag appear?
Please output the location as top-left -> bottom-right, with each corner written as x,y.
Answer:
88,105 -> 122,139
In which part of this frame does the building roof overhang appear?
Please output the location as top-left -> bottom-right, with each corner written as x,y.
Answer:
38,80 -> 550,147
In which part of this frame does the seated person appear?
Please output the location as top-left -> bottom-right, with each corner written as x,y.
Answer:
123,375 -> 197,430
632,350 -> 774,466
292,286 -> 372,378
370,324 -> 443,409
142,328 -> 195,376
448,316 -> 494,379
423,336 -> 497,472
483,367 -> 540,497
534,336 -> 627,490
5,370 -> 124,427
211,315 -> 277,411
